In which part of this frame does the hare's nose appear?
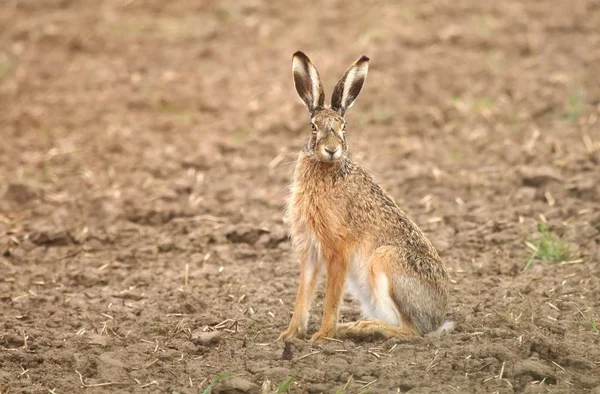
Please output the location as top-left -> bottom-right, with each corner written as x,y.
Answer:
325,147 -> 338,155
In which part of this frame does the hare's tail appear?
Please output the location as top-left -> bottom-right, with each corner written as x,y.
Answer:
434,320 -> 455,334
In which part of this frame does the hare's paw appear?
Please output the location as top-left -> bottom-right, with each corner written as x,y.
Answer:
348,319 -> 377,331
278,324 -> 307,341
309,326 -> 336,342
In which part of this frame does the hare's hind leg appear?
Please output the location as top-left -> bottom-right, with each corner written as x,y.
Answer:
336,319 -> 419,339
345,245 -> 445,338
380,246 -> 448,335
338,246 -> 420,340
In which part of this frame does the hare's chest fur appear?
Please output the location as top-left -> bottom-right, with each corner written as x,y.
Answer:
288,159 -> 354,248
288,179 -> 348,250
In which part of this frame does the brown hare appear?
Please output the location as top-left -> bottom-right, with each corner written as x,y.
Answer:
279,52 -> 452,342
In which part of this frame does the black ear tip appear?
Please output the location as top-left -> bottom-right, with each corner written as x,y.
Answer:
358,55 -> 370,63
293,51 -> 308,60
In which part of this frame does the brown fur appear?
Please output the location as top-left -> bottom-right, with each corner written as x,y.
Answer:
279,52 -> 450,342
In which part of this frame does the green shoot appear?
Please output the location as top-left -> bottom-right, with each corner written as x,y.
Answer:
564,88 -> 585,121
0,56 -> 14,81
473,97 -> 493,112
524,220 -> 571,269
451,150 -> 464,162
276,377 -> 294,393
233,129 -> 249,143
590,315 -> 599,334
202,371 -> 230,394
335,386 -> 346,394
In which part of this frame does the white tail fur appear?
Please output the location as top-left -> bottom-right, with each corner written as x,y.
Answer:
434,320 -> 455,334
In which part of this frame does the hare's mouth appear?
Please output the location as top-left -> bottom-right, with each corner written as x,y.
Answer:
319,146 -> 342,161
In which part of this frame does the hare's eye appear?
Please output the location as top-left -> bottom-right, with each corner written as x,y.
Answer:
310,123 -> 317,132
343,123 -> 347,130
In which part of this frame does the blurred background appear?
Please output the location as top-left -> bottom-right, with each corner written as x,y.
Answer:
1,0 -> 599,393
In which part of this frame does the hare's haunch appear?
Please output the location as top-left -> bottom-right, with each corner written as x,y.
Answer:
279,52 -> 452,342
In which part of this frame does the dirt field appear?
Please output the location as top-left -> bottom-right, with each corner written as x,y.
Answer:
1,0 -> 599,393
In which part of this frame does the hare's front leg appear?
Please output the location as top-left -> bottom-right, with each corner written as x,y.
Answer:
278,248 -> 321,341
310,254 -> 348,341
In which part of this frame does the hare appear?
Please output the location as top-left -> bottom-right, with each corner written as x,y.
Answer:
278,52 -> 452,342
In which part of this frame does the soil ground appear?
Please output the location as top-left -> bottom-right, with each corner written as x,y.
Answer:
1,0 -> 600,393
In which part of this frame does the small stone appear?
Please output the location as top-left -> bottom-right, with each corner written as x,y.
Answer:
191,330 -> 221,346
213,376 -> 259,394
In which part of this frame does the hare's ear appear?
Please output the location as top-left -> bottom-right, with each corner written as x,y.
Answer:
292,51 -> 325,114
331,56 -> 369,115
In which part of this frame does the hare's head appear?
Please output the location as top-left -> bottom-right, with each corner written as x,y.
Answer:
292,51 -> 369,162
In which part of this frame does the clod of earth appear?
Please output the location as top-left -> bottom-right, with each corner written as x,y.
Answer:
519,166 -> 563,187
28,229 -> 76,246
3,183 -> 40,205
511,359 -> 557,384
191,330 -> 222,346
281,341 -> 293,360
212,376 -> 259,394
225,227 -> 270,245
